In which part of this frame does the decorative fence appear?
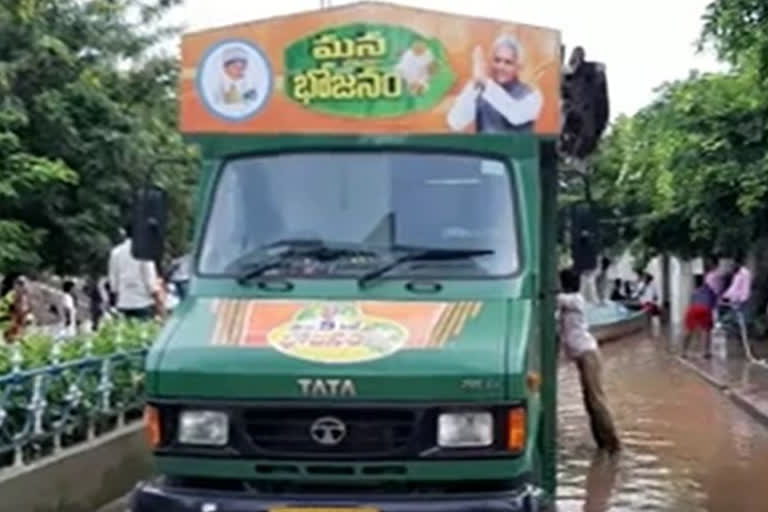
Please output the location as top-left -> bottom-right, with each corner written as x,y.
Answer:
0,320 -> 158,473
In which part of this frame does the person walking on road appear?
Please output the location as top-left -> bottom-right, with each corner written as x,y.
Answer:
681,277 -> 719,359
557,267 -> 621,453
2,275 -> 30,342
595,256 -> 611,305
60,279 -> 78,338
85,274 -> 106,331
108,225 -> 163,320
635,272 -> 660,316
721,252 -> 751,319
704,257 -> 728,296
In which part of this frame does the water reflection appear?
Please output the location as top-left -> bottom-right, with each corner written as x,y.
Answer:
556,335 -> 768,511
582,452 -> 619,512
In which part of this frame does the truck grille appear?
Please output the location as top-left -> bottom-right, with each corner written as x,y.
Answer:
241,407 -> 421,458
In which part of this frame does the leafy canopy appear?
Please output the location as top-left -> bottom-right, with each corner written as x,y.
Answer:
0,0 -> 197,275
589,1 -> 768,259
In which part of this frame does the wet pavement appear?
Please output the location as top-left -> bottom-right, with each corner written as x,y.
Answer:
678,354 -> 768,424
557,334 -> 768,511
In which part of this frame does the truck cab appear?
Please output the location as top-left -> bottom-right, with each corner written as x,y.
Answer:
132,3 -> 561,511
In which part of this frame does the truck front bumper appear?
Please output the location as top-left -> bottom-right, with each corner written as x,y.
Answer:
130,479 -> 549,512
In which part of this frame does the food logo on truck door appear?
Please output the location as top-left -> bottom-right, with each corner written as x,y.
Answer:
267,303 -> 409,364
211,300 -> 485,364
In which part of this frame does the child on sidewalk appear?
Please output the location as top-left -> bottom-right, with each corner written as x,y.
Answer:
557,267 -> 621,453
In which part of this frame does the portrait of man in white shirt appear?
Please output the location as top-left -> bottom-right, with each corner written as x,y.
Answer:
214,46 -> 260,108
447,34 -> 543,133
395,40 -> 436,95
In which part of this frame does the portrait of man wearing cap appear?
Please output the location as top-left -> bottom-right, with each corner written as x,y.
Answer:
214,45 -> 260,108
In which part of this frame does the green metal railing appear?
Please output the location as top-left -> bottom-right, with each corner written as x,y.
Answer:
0,320 -> 157,472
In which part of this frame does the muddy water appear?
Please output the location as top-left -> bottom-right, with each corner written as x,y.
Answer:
556,334 -> 768,511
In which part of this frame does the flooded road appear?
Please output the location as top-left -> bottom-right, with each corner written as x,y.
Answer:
556,334 -> 768,511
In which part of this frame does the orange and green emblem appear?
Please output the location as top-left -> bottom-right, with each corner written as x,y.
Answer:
267,303 -> 408,363
211,300 -> 483,364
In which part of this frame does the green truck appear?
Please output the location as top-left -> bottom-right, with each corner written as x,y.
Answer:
130,3 -> 582,510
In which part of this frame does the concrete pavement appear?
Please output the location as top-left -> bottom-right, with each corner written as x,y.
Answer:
677,348 -> 768,428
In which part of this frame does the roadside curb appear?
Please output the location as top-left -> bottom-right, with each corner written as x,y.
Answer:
675,356 -> 768,427
728,389 -> 768,429
675,356 -> 728,390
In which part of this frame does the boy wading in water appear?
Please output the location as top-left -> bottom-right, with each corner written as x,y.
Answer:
557,268 -> 621,453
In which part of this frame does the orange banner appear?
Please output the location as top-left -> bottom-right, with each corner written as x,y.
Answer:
180,2 -> 561,136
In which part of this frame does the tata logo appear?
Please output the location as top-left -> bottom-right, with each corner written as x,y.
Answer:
297,378 -> 357,397
309,416 -> 347,446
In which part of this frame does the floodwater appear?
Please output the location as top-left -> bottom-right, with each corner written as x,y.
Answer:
556,334 -> 768,511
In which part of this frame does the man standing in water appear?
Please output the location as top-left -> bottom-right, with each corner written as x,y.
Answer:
447,34 -> 543,133
557,267 -> 621,453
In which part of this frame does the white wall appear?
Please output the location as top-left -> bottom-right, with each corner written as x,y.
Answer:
669,257 -> 693,336
608,249 -> 636,282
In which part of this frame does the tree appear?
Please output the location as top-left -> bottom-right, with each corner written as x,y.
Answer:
585,1 -> 768,318
700,0 -> 768,74
591,68 -> 768,259
0,0 -> 198,276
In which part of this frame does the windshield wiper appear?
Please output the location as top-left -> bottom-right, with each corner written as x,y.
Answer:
357,247 -> 495,290
236,239 -> 378,285
236,259 -> 287,284
260,238 -> 325,250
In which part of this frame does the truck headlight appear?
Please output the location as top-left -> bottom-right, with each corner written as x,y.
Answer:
437,411 -> 493,448
178,410 -> 229,446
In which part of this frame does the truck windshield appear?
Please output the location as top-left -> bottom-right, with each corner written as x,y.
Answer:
198,151 -> 520,278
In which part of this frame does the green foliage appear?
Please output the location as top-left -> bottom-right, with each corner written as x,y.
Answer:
0,0 -> 197,275
0,318 -> 160,374
700,0 -> 768,75
584,2 -> 768,258
0,318 -> 158,466
591,67 -> 768,258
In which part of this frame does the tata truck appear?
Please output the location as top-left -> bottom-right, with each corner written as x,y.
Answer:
130,3 -> 573,510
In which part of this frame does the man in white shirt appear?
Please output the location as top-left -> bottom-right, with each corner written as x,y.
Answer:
108,225 -> 161,320
60,280 -> 77,338
557,267 -> 621,453
395,40 -> 435,94
634,272 -> 660,316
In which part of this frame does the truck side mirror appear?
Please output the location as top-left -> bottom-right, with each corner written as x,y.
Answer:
131,185 -> 169,262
